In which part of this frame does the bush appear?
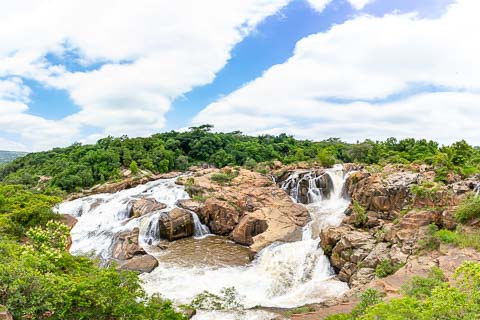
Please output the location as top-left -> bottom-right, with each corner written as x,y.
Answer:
435,229 -> 458,244
129,160 -> 139,175
401,267 -> 445,299
352,201 -> 367,227
244,158 -> 257,170
455,195 -> 480,223
417,224 -> 440,251
375,259 -> 404,278
190,287 -> 244,311
350,288 -> 383,318
210,169 -> 239,185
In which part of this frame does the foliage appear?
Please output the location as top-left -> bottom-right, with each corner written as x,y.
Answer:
435,227 -> 480,251
190,287 -> 244,311
352,201 -> 367,227
349,289 -> 383,319
455,195 -> 480,223
286,306 -> 315,317
375,259 -> 403,278
401,267 -> 445,299
417,224 -> 440,252
1,126 -> 479,192
0,184 -> 61,239
129,160 -> 139,175
210,168 -> 239,185
326,262 -> 480,320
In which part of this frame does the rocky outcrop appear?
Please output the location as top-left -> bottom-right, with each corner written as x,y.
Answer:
159,208 -> 194,241
129,198 -> 166,218
112,228 -> 146,260
111,227 -> 159,273
118,254 -> 159,273
180,167 -> 310,251
59,214 -> 78,251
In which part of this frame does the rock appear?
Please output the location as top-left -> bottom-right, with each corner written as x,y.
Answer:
200,199 -> 241,235
159,208 -> 194,241
177,199 -> 204,213
362,242 -> 390,268
0,307 -> 12,320
130,198 -> 166,218
119,254 -> 158,273
231,215 -> 268,246
350,268 -> 376,287
441,209 -> 458,230
112,228 -> 145,260
320,225 -> 352,250
272,160 -> 283,170
60,214 -> 78,251
60,214 -> 78,229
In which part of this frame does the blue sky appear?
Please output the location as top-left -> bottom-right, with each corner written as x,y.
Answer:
1,0 -> 477,151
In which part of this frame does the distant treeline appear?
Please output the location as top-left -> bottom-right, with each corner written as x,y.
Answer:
0,125 -> 479,192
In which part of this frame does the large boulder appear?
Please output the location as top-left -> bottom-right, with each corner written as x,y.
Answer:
118,254 -> 158,273
112,228 -> 145,260
130,198 -> 166,218
200,199 -> 241,235
159,208 -> 194,241
184,168 -> 310,251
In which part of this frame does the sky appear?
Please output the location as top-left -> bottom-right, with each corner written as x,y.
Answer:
0,0 -> 478,152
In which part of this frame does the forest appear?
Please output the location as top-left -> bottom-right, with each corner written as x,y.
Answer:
1,125 -> 479,192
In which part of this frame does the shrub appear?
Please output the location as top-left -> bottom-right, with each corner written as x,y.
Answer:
349,288 -> 383,318
210,169 -> 239,185
435,229 -> 458,244
417,224 -> 440,251
190,287 -> 244,311
375,259 -> 404,278
401,267 -> 445,299
129,160 -> 139,175
455,195 -> 480,223
352,201 -> 367,228
244,158 -> 257,170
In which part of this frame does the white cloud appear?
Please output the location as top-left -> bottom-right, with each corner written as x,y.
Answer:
347,0 -> 375,10
307,0 -> 332,12
193,0 -> 480,145
0,0 -> 298,150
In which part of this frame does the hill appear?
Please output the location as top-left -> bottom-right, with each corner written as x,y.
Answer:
0,150 -> 27,164
0,125 -> 478,192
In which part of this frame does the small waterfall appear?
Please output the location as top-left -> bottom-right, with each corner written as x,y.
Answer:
57,178 -> 190,259
191,211 -> 211,238
474,183 -> 480,198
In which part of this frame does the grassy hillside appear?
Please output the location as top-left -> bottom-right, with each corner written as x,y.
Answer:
0,125 -> 479,192
0,150 -> 27,164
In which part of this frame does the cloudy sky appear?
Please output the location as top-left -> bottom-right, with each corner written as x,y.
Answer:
0,0 -> 477,151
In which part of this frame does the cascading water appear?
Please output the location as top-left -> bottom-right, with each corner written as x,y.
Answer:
474,183 -> 480,198
141,164 -> 350,312
56,178 -> 210,258
58,166 -> 351,319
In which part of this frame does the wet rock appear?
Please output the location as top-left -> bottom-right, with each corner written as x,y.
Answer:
159,208 -> 194,241
200,199 -> 241,235
177,199 -> 204,213
112,228 -> 145,260
119,254 -> 158,273
60,214 -> 78,251
231,215 -> 268,246
130,198 -> 166,218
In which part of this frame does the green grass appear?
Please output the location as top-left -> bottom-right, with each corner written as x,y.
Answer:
435,228 -> 480,251
375,259 -> 404,278
455,196 -> 480,223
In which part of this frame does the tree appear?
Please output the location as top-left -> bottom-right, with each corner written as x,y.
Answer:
130,160 -> 139,175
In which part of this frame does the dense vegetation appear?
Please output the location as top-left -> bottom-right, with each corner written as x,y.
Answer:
326,263 -> 480,319
1,125 -> 479,192
0,185 -> 186,319
0,151 -> 27,164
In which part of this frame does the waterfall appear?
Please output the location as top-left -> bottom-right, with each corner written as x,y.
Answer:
58,167 -> 351,316
191,211 -> 211,238
56,178 -> 198,259
141,164 -> 350,310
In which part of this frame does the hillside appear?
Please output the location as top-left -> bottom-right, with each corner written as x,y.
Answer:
0,150 -> 27,164
0,125 -> 479,193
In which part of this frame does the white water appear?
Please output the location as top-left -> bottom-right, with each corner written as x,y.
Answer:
475,183 -> 480,198
58,165 -> 351,319
56,178 -> 210,259
141,164 -> 350,310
